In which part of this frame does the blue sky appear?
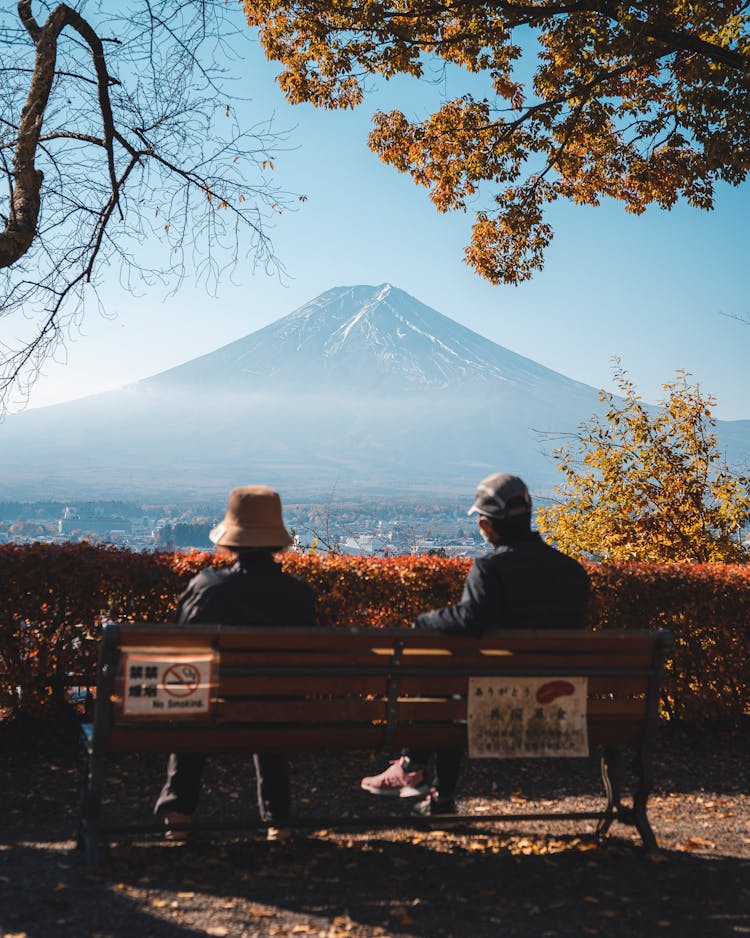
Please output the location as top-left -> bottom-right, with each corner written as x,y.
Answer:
11,30 -> 750,420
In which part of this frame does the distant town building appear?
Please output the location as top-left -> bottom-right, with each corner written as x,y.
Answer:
58,513 -> 131,536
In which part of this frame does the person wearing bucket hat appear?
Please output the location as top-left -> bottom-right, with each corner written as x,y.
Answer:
360,471 -> 589,815
154,485 -> 316,841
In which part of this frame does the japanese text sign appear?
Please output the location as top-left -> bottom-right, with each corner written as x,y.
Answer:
468,677 -> 589,758
122,652 -> 216,717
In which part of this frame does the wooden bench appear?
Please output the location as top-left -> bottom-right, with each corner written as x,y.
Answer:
78,622 -> 673,865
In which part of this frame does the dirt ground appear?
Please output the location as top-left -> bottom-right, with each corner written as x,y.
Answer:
1,724 -> 748,938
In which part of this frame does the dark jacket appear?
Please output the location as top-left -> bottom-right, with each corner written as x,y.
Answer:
176,552 -> 316,627
413,533 -> 589,637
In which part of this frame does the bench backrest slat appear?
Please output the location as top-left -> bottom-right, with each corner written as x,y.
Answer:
215,695 -> 647,724
116,624 -> 665,652
218,650 -> 657,671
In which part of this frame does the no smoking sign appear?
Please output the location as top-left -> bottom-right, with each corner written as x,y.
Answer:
163,662 -> 202,697
123,652 -> 215,716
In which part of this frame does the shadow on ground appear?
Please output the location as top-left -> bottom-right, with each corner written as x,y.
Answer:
0,725 -> 748,938
1,828 -> 748,938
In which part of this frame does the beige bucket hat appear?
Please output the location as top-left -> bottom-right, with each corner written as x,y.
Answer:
209,485 -> 293,549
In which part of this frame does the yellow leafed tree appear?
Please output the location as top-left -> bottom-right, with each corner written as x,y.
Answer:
536,363 -> 750,563
244,0 -> 750,286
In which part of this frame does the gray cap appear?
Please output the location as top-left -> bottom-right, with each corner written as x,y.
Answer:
468,473 -> 532,520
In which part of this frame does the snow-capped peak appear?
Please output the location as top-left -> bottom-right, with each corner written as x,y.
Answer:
144,283 -> 593,399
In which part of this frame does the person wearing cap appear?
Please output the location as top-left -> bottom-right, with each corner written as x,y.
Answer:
154,485 -> 316,840
360,473 -> 590,815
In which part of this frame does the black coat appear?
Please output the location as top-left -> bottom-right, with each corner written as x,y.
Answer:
175,552 -> 316,627
413,533 -> 589,637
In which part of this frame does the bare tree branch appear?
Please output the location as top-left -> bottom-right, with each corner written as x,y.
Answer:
1,1 -> 291,410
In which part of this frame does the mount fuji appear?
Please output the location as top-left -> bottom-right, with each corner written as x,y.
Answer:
2,284 -> 748,499
142,283 -> 590,397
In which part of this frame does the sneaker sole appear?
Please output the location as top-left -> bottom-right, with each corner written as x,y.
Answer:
360,782 -> 430,798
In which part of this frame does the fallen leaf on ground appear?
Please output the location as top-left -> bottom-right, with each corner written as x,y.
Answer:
682,836 -> 716,850
389,907 -> 415,926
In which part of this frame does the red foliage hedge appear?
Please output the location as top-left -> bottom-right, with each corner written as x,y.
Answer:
0,543 -> 747,725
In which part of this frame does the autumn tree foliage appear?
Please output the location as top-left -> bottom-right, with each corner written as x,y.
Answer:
0,2 -> 288,408
536,364 -> 750,563
244,0 -> 750,285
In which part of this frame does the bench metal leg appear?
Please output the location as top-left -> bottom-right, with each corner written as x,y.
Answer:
597,746 -> 624,842
78,744 -> 105,867
598,744 -> 657,851
633,747 -> 657,851
76,743 -> 89,852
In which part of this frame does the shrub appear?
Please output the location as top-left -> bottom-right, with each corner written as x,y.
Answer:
586,563 -> 750,724
0,544 -> 747,726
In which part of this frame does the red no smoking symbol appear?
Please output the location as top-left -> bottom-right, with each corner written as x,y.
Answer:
162,663 -> 201,697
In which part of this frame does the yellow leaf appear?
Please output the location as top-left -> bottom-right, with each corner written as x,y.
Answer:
249,906 -> 274,917
683,836 -> 716,850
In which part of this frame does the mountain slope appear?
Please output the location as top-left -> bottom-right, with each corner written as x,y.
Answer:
2,284 -> 747,499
